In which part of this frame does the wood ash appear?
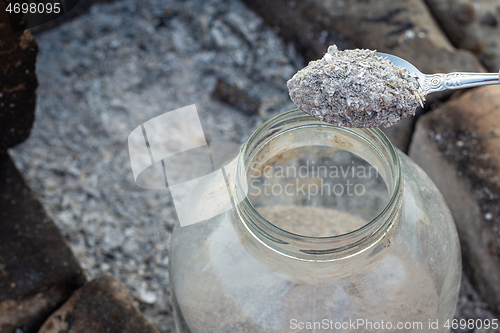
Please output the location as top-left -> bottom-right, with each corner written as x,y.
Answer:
287,45 -> 426,128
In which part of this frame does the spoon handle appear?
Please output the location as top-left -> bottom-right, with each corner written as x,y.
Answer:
424,72 -> 500,94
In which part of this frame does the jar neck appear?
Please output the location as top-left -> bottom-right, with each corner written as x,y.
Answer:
232,109 -> 403,261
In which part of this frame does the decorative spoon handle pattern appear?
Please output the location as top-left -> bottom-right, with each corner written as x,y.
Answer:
424,72 -> 500,94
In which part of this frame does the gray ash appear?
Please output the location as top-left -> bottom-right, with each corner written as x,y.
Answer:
287,45 -> 426,128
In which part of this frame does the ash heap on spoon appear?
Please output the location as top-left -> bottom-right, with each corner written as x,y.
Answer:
287,45 -> 500,128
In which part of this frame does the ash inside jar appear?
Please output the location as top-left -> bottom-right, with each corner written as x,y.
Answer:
287,45 -> 426,128
257,205 -> 368,237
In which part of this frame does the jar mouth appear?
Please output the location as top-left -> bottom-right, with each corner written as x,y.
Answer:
233,109 -> 402,260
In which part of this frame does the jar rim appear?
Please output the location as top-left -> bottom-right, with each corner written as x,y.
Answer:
233,109 -> 402,260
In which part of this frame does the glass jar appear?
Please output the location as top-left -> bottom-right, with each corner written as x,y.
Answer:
169,109 -> 461,333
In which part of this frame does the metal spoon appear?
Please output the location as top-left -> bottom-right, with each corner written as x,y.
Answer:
378,53 -> 500,96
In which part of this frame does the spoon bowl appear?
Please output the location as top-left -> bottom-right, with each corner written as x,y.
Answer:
377,52 -> 500,97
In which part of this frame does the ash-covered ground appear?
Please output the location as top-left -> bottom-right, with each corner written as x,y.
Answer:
10,0 -> 497,331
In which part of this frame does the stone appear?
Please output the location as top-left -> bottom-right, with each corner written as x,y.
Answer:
380,115 -> 418,151
38,274 -> 160,333
293,0 -> 484,73
424,0 -> 500,72
243,0 -> 484,79
212,78 -> 260,115
0,151 -> 86,332
242,0 -> 486,151
409,85 -> 500,314
455,275 -> 498,325
0,0 -> 38,150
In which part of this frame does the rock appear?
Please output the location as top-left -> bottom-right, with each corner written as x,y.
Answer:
380,116 -> 416,151
243,0 -> 484,75
0,0 -> 38,150
409,85 -> 500,314
242,0 -> 485,151
212,78 -> 260,115
455,274 -> 498,327
298,0 -> 484,74
0,151 -> 86,332
424,0 -> 500,72
38,275 -> 160,333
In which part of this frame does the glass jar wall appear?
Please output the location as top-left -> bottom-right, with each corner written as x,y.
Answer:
169,109 -> 461,333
